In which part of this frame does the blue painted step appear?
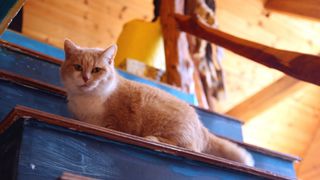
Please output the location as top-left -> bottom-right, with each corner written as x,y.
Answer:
0,71 -> 299,179
0,106 -> 290,180
0,39 -> 243,142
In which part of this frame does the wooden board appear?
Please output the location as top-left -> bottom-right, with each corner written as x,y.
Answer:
0,106 -> 297,179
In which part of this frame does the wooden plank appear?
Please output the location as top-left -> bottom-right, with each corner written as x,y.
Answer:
0,105 -> 295,180
226,75 -> 305,121
175,14 -> 320,86
265,0 -> 320,20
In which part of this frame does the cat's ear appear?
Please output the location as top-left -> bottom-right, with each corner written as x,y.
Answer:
64,39 -> 79,60
101,44 -> 117,65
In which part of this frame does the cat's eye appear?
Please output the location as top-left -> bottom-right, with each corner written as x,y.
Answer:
92,67 -> 102,73
73,64 -> 83,71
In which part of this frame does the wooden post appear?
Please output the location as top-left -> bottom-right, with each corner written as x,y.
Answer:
160,0 -> 195,93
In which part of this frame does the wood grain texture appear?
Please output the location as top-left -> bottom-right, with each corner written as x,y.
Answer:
226,76 -> 304,121
175,14 -> 320,86
0,106 -> 295,179
298,122 -> 320,180
243,84 -> 320,157
265,0 -> 320,20
22,0 -> 154,48
160,0 -> 195,92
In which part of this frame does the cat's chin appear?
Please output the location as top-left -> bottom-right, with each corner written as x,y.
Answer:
78,84 -> 97,92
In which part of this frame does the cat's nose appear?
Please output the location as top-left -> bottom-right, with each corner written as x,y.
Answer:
82,75 -> 89,82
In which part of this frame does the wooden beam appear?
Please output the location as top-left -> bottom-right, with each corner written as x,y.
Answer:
175,14 -> 320,86
265,0 -> 320,20
160,0 -> 182,88
226,76 -> 304,122
160,0 -> 195,93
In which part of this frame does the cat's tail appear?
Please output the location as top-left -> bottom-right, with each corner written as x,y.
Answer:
202,130 -> 255,167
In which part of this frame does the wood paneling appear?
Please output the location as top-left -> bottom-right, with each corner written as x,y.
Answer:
226,76 -> 304,121
265,0 -> 320,20
299,125 -> 320,179
215,0 -> 320,112
243,84 -> 320,157
23,0 -> 153,48
176,14 -> 320,86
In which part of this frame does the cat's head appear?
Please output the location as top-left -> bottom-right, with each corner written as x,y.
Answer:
60,39 -> 118,96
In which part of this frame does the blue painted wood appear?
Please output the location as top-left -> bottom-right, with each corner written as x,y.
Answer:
249,150 -> 295,179
0,120 -> 23,180
0,78 -> 297,178
14,118 -> 267,180
0,45 -> 243,142
0,79 -> 71,121
0,46 -> 63,87
0,30 -> 64,59
195,108 -> 243,141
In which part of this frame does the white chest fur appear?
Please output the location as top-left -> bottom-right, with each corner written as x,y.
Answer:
68,95 -> 106,126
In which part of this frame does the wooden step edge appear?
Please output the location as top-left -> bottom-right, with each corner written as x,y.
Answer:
0,105 -> 294,180
226,137 -> 301,162
0,70 -> 301,162
192,105 -> 243,124
0,39 -> 63,65
0,70 -> 66,96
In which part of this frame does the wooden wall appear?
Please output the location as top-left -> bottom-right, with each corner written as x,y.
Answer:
215,0 -> 320,112
298,122 -> 320,179
20,0 -> 320,179
23,0 -> 154,48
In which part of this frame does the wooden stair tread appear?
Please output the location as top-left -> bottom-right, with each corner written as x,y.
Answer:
0,105 -> 295,180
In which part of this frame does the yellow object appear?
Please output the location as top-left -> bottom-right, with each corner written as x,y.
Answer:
115,19 -> 166,71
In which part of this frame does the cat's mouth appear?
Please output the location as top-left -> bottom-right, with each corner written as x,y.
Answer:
79,83 -> 94,91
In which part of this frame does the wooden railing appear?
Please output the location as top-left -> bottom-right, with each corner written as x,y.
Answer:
160,0 -> 320,90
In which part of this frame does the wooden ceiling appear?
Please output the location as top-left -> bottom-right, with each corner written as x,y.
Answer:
22,0 -> 320,179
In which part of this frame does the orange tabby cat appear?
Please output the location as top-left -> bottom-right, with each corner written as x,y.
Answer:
60,39 -> 254,166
